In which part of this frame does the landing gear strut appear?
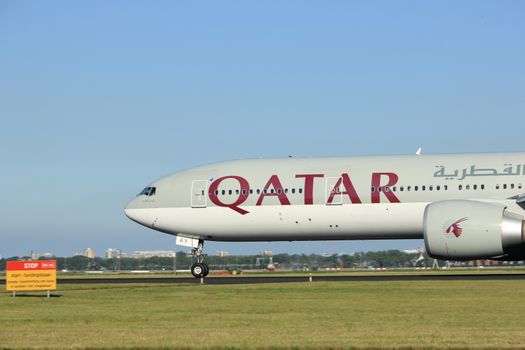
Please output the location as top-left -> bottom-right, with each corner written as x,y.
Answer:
190,240 -> 209,278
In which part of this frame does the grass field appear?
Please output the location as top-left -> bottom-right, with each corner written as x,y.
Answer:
1,280 -> 525,349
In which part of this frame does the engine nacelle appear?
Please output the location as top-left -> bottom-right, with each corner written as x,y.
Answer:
423,200 -> 525,260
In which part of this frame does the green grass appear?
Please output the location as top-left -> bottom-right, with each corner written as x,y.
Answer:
1,281 -> 525,349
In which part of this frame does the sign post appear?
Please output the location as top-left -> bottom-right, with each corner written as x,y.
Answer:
6,260 -> 57,297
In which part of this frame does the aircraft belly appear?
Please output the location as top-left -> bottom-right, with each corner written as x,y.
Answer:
153,203 -> 426,241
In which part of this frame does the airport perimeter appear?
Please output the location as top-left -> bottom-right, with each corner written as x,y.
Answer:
2,273 -> 525,349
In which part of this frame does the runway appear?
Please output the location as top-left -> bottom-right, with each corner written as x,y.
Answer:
5,273 -> 521,285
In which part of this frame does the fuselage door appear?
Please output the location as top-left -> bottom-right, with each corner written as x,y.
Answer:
191,180 -> 208,208
325,176 -> 343,205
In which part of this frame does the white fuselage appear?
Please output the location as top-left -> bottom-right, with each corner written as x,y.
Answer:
125,152 -> 525,242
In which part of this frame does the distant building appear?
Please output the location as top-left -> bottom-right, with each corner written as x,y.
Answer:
131,250 -> 175,259
84,248 -> 96,259
216,251 -> 230,257
105,248 -> 123,259
260,250 -> 273,256
30,252 -> 55,260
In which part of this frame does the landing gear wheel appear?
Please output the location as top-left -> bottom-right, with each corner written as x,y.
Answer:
191,263 -> 205,278
190,239 -> 209,279
202,263 -> 209,277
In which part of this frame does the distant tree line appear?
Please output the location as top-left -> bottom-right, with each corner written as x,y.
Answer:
0,250 -> 429,271
1,250 -> 522,272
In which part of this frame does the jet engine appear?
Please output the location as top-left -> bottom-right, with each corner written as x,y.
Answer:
423,200 -> 525,260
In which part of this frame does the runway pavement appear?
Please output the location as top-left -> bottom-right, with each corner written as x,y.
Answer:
2,273 -> 523,286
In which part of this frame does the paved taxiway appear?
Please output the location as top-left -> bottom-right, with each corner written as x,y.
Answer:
1,273 -> 522,285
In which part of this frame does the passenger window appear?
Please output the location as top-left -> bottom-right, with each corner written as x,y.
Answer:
371,187 -> 375,192
481,184 -> 484,190
503,184 -> 507,190
466,185 -> 470,190
436,185 -> 440,191
299,188 -> 303,194
407,186 -> 411,191
257,189 -> 261,194
414,186 -> 418,191
511,184 -> 515,189
292,188 -> 296,194
429,185 -> 433,191
392,186 -> 396,192
422,186 -> 426,191
236,189 -> 240,195
519,184 -> 522,190
473,185 -> 477,190
400,186 -> 404,192
228,190 -> 232,195
444,185 -> 448,190
221,190 -> 225,195
496,184 -> 500,190
459,185 -> 463,190
242,189 -> 246,195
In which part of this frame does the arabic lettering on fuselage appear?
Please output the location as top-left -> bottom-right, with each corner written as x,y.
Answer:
433,164 -> 525,181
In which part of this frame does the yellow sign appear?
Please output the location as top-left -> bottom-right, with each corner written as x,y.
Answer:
6,260 -> 57,291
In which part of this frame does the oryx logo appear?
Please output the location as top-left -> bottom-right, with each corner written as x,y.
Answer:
445,217 -> 468,238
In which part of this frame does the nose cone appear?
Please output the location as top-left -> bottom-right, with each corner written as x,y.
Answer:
124,197 -> 157,228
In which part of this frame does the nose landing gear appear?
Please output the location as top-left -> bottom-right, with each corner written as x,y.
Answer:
190,240 -> 209,278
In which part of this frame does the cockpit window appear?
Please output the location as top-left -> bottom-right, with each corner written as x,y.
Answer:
139,187 -> 156,196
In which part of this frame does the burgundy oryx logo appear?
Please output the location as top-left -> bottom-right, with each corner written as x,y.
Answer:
445,217 -> 468,238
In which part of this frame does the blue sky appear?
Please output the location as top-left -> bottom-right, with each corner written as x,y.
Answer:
1,1 -> 524,258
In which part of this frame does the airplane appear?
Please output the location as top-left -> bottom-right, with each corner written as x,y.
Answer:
125,152 -> 525,278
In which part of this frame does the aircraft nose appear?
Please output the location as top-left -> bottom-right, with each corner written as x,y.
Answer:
124,206 -> 138,222
124,197 -> 156,228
